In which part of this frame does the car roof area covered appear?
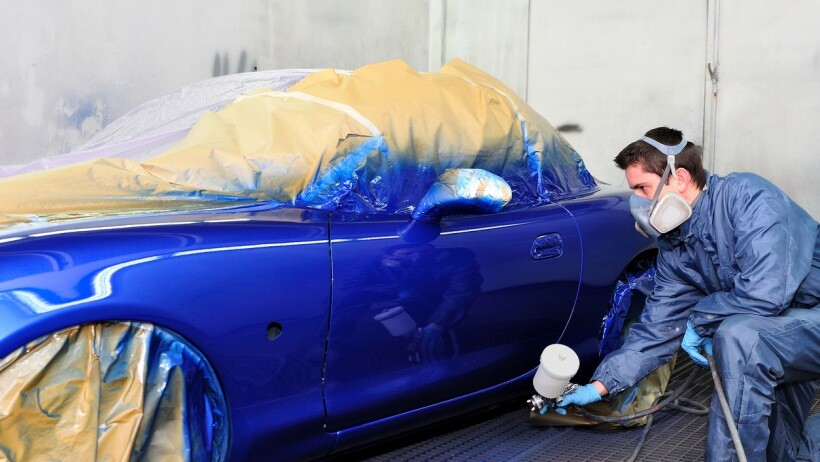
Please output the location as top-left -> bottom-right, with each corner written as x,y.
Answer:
0,59 -> 595,233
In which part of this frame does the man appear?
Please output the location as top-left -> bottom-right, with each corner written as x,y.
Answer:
558,127 -> 819,461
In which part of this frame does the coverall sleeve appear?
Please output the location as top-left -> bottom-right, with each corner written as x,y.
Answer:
688,184 -> 805,336
591,248 -> 703,396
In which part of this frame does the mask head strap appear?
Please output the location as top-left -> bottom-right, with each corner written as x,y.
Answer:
640,136 -> 687,180
639,136 -> 688,206
640,136 -> 687,156
650,162 -> 671,207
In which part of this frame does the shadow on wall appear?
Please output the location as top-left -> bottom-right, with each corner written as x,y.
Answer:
48,95 -> 109,153
62,97 -> 107,138
556,123 -> 582,133
213,51 -> 257,76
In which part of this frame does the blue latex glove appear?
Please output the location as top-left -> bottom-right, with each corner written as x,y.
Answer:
554,384 -> 602,414
682,321 -> 713,367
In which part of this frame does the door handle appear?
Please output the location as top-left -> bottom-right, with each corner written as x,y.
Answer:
531,233 -> 563,260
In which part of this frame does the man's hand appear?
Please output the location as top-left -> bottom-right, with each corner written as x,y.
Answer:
554,383 -> 604,414
682,321 -> 713,367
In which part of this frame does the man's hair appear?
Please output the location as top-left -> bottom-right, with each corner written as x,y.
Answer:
614,127 -> 707,189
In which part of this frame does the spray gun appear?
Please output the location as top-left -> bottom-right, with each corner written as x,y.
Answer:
526,344 -> 580,414
526,345 -> 748,461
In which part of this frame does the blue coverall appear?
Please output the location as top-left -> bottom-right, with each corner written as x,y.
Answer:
592,173 -> 819,461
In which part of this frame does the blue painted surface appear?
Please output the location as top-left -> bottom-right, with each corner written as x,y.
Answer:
0,185 -> 654,461
553,187 -> 658,367
0,206 -> 334,461
325,203 -> 581,432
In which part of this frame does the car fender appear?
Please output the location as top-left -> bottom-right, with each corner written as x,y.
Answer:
0,208 -> 336,460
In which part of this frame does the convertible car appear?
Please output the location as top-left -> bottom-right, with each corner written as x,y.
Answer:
0,60 -> 655,461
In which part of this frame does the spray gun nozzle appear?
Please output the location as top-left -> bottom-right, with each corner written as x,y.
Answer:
527,394 -> 548,413
526,383 -> 580,413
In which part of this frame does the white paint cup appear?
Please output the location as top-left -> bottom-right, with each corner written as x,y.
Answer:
533,344 -> 580,399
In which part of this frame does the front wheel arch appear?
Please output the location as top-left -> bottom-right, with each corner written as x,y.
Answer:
0,320 -> 230,461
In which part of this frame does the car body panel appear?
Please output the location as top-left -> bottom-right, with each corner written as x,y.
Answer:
0,184 -> 654,461
0,206 -> 335,460
325,186 -> 656,457
555,186 -> 658,362
325,203 -> 582,430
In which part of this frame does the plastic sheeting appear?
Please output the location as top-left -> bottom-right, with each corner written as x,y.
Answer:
0,70 -> 313,179
412,169 -> 512,223
0,322 -> 228,461
599,261 -> 656,357
0,59 -> 596,232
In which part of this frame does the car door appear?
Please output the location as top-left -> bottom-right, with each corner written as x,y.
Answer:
324,203 -> 581,430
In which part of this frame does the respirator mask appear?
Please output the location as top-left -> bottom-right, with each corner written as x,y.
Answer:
630,137 -> 693,238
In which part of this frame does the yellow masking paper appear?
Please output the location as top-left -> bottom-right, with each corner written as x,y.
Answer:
0,59 -> 561,231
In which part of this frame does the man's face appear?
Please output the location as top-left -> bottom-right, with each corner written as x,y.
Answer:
625,164 -> 675,200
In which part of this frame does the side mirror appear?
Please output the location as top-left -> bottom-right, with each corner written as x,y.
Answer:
399,169 -> 512,243
412,168 -> 512,223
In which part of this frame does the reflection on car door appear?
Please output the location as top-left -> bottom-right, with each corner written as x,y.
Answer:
324,204 -> 581,430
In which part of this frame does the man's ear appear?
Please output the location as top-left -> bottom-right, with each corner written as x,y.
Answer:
675,168 -> 691,192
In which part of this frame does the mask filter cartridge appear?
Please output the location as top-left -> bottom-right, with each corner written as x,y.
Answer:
649,193 -> 693,234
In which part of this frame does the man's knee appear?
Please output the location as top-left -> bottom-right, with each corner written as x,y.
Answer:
713,314 -> 787,382
712,315 -> 773,377
713,314 -> 761,354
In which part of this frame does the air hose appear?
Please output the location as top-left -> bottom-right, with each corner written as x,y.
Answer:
707,354 -> 747,462
576,357 -> 747,462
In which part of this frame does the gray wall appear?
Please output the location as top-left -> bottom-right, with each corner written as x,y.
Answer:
524,1 -> 707,189
0,0 -> 266,165
1,0 -> 817,216
710,1 -> 819,215
262,0 -> 429,71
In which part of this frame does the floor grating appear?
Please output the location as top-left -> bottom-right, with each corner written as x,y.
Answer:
332,357 -> 818,461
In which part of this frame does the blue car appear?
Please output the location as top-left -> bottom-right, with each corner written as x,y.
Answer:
0,61 -> 655,461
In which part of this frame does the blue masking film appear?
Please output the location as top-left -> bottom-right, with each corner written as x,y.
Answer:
600,262 -> 656,357
296,134 -> 389,209
412,169 -> 511,223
